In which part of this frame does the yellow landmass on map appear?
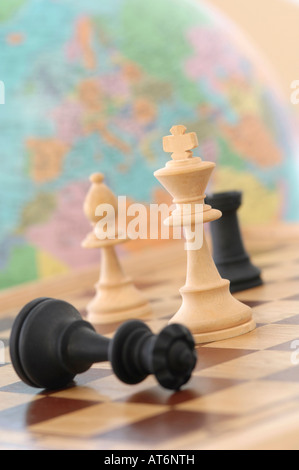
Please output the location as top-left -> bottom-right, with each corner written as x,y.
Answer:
37,250 -> 69,279
223,78 -> 261,116
212,167 -> 281,225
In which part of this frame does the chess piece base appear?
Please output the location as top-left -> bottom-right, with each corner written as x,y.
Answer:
86,281 -> 152,324
87,303 -> 152,325
229,275 -> 263,294
168,279 -> 256,344
216,256 -> 263,293
171,319 -> 256,344
193,318 -> 256,344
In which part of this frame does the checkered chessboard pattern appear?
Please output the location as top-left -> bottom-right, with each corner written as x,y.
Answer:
1,237 -> 299,449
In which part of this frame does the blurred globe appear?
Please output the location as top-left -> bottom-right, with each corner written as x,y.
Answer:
0,0 -> 298,288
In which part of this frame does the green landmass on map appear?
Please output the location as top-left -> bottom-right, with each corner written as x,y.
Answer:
0,0 -> 26,22
0,245 -> 38,289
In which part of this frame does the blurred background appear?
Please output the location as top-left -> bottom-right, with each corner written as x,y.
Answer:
0,0 -> 299,290
207,0 -> 299,108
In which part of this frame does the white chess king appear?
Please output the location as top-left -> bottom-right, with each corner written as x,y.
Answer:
154,125 -> 256,343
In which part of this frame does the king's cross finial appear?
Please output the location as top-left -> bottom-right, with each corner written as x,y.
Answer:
163,125 -> 198,160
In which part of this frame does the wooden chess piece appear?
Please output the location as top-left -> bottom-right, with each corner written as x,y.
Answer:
10,297 -> 196,390
82,173 -> 152,324
154,125 -> 256,343
205,191 -> 263,293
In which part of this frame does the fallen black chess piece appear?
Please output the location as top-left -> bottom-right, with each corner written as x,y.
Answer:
9,297 -> 197,391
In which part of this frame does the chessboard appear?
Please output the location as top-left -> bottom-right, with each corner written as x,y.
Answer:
1,224 -> 299,450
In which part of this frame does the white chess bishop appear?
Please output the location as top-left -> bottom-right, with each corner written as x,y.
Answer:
154,125 -> 256,343
82,173 -> 152,324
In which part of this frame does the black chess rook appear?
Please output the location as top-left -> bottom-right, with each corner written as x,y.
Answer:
205,191 -> 263,293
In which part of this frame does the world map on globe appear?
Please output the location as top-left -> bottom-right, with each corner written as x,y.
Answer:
0,0 -> 299,289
